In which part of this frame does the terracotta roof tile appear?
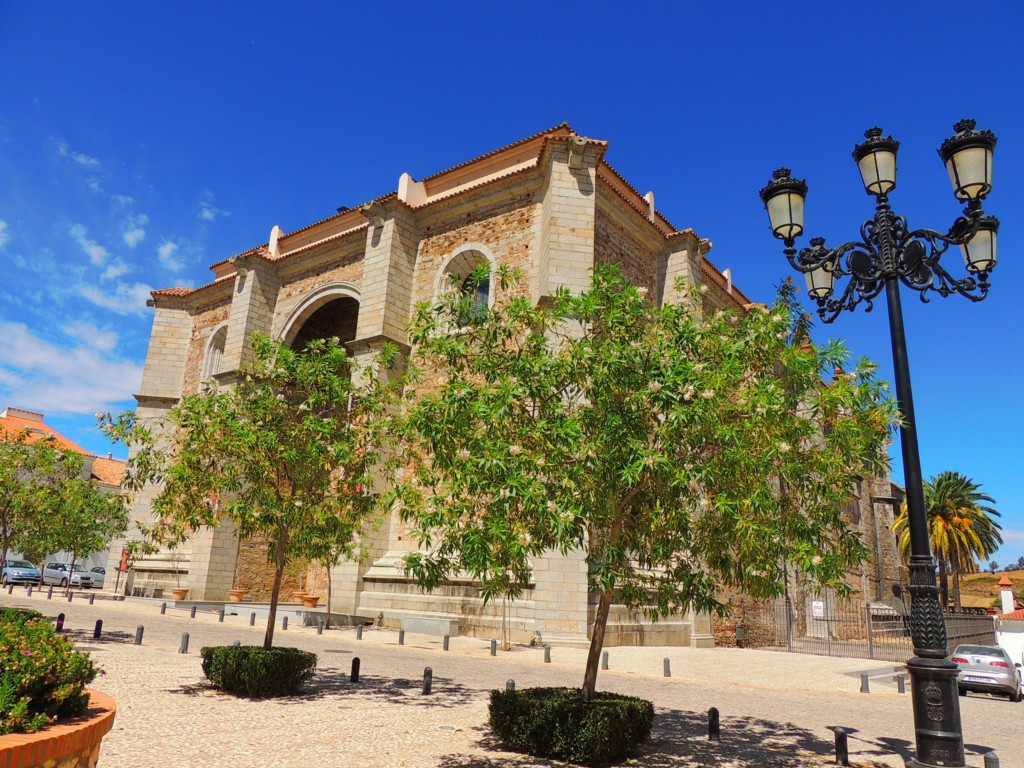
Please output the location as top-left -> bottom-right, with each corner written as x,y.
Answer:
999,608 -> 1024,621
90,456 -> 126,486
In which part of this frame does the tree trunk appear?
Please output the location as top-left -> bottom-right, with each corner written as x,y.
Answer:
582,589 -> 614,700
325,562 -> 333,630
263,528 -> 288,649
67,555 -> 77,596
951,551 -> 962,612
938,559 -> 949,609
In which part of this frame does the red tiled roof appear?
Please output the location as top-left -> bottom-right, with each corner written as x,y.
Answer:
0,407 -> 125,486
999,608 -> 1024,621
420,122 -> 577,183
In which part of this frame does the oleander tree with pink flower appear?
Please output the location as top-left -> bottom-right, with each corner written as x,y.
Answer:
391,264 -> 895,699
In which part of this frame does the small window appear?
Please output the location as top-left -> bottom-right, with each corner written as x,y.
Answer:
459,271 -> 490,325
202,326 -> 227,381
440,249 -> 493,324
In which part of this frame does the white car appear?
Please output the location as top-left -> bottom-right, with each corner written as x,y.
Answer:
41,562 -> 95,589
90,566 -> 106,588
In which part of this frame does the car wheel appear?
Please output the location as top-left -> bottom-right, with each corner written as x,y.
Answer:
60,578 -> 68,587
0,574 -> 7,585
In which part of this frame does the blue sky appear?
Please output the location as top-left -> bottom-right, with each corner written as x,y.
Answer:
1,2 -> 1022,565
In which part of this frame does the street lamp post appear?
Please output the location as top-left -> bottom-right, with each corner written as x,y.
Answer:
759,120 -> 998,768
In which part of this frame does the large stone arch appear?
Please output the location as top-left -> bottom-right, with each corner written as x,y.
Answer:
279,282 -> 362,350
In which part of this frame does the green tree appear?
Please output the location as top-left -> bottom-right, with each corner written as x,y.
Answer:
894,471 -> 1002,610
1,431 -> 124,582
391,265 -> 894,699
102,335 -> 402,649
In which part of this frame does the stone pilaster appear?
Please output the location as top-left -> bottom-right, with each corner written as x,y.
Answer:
656,233 -> 703,308
138,299 -> 192,400
531,546 -> 590,644
185,518 -> 240,601
220,255 -> 280,375
356,202 -> 419,349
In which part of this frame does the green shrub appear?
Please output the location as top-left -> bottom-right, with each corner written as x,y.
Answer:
0,608 -> 97,735
200,645 -> 317,698
489,686 -> 654,766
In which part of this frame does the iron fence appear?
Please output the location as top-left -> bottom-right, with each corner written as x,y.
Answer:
737,595 -> 995,663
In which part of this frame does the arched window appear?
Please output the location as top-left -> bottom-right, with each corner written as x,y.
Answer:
440,248 -> 494,324
201,326 -> 227,382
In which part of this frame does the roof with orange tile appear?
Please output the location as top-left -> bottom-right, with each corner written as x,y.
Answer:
999,608 -> 1024,621
0,407 -> 125,486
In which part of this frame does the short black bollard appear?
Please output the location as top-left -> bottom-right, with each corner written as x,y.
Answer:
422,666 -> 433,695
282,616 -> 288,630
218,608 -> 225,623
55,613 -> 65,633
179,632 -> 189,654
895,675 -> 906,694
708,707 -> 721,742
190,605 -> 197,619
663,657 -> 671,677
985,751 -> 1000,768
27,586 -> 33,596
317,617 -> 324,635
88,593 -> 95,605
134,625 -> 144,645
544,644 -> 551,663
356,623 -> 363,640
93,619 -> 103,639
67,592 -> 73,603
7,583 -> 13,594
602,650 -> 609,670
47,586 -> 54,599
833,727 -> 850,766
398,629 -> 405,645
350,657 -> 361,683
161,602 -> 167,615
859,673 -> 869,693
250,612 -> 256,626
490,639 -> 497,656
506,679 -> 515,692
443,634 -> 450,651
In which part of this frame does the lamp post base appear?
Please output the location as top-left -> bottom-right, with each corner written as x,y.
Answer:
905,656 -> 966,768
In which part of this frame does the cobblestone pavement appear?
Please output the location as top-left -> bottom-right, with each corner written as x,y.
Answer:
3,589 -> 1019,767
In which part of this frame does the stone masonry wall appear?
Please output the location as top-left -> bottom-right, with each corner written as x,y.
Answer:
594,187 -> 659,295
181,296 -> 232,396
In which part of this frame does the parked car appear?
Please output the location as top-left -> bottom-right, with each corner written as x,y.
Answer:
951,644 -> 1023,701
90,566 -> 106,588
1,559 -> 40,586
41,562 -> 95,589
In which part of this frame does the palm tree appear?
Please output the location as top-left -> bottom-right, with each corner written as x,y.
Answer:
893,471 -> 1002,610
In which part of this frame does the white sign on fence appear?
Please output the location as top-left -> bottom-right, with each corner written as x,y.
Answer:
812,600 -> 825,619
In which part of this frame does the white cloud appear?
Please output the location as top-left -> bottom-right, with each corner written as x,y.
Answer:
62,321 -> 119,353
79,282 -> 153,315
0,321 -> 142,416
57,141 -> 101,169
0,220 -> 8,248
121,212 -> 148,247
157,241 -> 184,270
112,194 -> 135,207
102,262 -> 130,281
68,223 -> 109,265
198,201 -> 230,222
1002,530 -> 1024,546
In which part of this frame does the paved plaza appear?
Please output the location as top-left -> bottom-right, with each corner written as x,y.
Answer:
2,590 -> 1019,767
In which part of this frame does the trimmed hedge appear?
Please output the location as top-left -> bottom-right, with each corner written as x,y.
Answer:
0,607 -> 97,734
489,686 -> 654,766
200,645 -> 317,698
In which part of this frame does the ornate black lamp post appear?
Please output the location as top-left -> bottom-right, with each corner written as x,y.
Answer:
760,120 -> 998,768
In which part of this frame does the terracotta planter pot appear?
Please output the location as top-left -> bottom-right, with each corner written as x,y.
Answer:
301,595 -> 321,608
0,688 -> 116,768
292,590 -> 308,603
228,588 -> 248,603
171,587 -> 189,601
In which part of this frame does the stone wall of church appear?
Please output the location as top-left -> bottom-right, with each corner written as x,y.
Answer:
594,188 -> 659,295
181,295 -> 232,396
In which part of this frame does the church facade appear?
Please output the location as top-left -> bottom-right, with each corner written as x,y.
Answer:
105,124 -> 900,647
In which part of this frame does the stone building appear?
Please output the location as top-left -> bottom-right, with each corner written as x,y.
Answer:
105,123 -> 897,647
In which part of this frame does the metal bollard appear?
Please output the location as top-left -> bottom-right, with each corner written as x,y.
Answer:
282,616 -> 288,630
422,666 -> 433,695
398,629 -> 405,645
27,586 -> 33,596
68,592 -> 73,603
490,639 -> 497,656
663,657 -> 671,677
93,619 -> 103,639
317,617 -> 324,635
7,584 -> 13,594
708,707 -> 721,742
506,679 -> 515,692
190,605 -> 197,619
179,632 -> 189,654
250,612 -> 256,626
896,675 -> 906,694
985,751 -> 1000,768
443,634 -> 450,651
544,644 -> 551,663
47,586 -> 54,599
356,623 -> 363,640
833,727 -> 850,767
602,650 -> 609,670
859,673 -> 870,693
135,625 -> 144,645
89,593 -> 95,605
218,608 -> 225,623
161,602 -> 167,615
350,657 -> 361,683
56,613 -> 65,632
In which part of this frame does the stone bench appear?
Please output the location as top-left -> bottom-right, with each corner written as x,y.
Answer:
401,617 -> 460,637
